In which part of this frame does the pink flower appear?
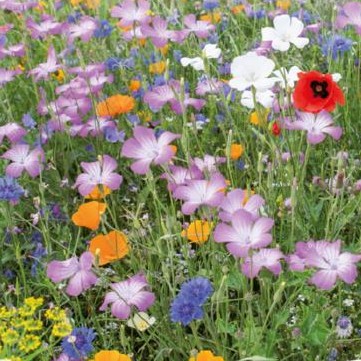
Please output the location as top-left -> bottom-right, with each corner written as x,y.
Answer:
161,165 -> 203,193
183,14 -> 215,38
28,46 -> 60,82
0,123 -> 26,144
99,273 -> 155,319
0,68 -> 22,87
111,0 -> 151,26
173,172 -> 226,215
67,16 -> 97,43
2,144 -> 44,178
241,248 -> 284,278
46,252 -> 98,297
291,240 -> 361,290
214,209 -> 274,257
26,15 -> 64,39
218,189 -> 265,222
140,16 -> 176,48
336,2 -> 361,35
291,111 -> 342,144
74,155 -> 123,196
192,154 -> 226,174
121,126 -> 180,175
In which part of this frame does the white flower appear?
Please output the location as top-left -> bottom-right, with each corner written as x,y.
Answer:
332,73 -> 342,82
126,312 -> 156,331
229,52 -> 277,92
180,57 -> 205,71
241,90 -> 275,109
202,43 -> 222,59
262,14 -> 309,52
273,66 -> 302,88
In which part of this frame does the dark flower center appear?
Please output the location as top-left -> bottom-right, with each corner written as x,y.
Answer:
310,80 -> 329,99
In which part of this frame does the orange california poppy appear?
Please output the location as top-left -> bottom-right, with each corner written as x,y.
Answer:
71,201 -> 106,230
85,185 -> 112,200
89,230 -> 129,266
181,220 -> 213,244
229,144 -> 244,160
129,79 -> 141,92
200,12 -> 222,24
231,5 -> 245,14
96,95 -> 135,118
92,350 -> 131,361
70,0 -> 100,9
189,350 -> 224,361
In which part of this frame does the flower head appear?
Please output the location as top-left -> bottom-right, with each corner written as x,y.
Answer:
293,70 -> 345,113
71,201 -> 106,230
180,277 -> 213,305
47,252 -> 98,297
92,350 -> 131,361
336,2 -> 361,35
126,312 -> 156,331
61,327 -> 95,359
0,176 -> 24,203
28,46 -> 60,82
336,316 -> 353,338
181,220 -> 213,244
99,273 -> 155,319
189,350 -> 224,361
96,94 -> 135,117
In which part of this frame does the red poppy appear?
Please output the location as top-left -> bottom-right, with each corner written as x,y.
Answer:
293,71 -> 345,113
271,122 -> 281,136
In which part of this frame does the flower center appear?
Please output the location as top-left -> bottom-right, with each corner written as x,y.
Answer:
310,80 -> 329,99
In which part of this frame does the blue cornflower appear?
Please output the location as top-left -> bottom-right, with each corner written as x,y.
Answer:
104,57 -> 134,71
180,277 -> 213,305
327,348 -> 338,361
170,297 -> 204,326
292,10 -> 313,25
22,113 -> 36,129
127,114 -> 141,125
322,35 -> 353,60
61,327 -> 96,359
0,176 -> 24,203
336,316 -> 353,338
94,20 -> 113,38
67,11 -> 81,24
204,0 -> 220,11
103,127 -> 125,143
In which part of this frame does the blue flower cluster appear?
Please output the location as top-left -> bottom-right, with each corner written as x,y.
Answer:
0,176 -> 24,202
61,327 -> 96,359
170,277 -> 213,326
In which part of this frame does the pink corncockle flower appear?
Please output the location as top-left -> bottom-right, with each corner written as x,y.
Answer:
71,118 -> 116,138
241,248 -> 284,278
111,0 -> 150,26
291,111 -> 342,145
54,96 -> 92,121
183,14 -> 215,38
336,2 -> 361,35
0,123 -> 26,144
196,78 -> 223,96
214,209 -> 274,258
0,0 -> 38,13
192,154 -> 226,174
122,26 -> 147,42
291,240 -> 361,290
67,63 -> 106,78
46,251 -> 98,297
173,172 -> 226,215
67,16 -> 97,43
2,144 -> 44,178
0,43 -> 25,59
160,165 -> 203,193
74,155 -> 123,196
140,16 -> 176,48
0,68 -> 21,87
56,77 -> 90,98
26,15 -> 64,39
28,46 -> 60,82
261,14 -> 309,51
99,273 -> 156,319
121,126 -> 180,175
218,189 -> 265,222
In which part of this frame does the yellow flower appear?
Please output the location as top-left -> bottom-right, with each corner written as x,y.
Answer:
52,321 -> 72,338
21,319 -> 43,332
149,61 -> 166,74
1,329 -> 19,345
276,0 -> 291,10
200,12 -> 222,24
45,307 -> 67,322
181,220 -> 213,244
18,334 -> 41,353
70,0 -> 100,9
189,350 -> 224,361
52,69 -> 65,83
126,312 -> 156,331
250,109 -> 270,126
24,297 -> 44,309
129,79 -> 141,92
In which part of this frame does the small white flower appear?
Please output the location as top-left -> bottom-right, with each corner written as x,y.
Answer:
241,89 -> 275,109
202,43 -> 222,59
273,66 -> 302,89
332,73 -> 342,82
180,57 -> 205,71
126,312 -> 156,331
229,52 -> 277,92
343,298 -> 355,307
262,14 -> 309,52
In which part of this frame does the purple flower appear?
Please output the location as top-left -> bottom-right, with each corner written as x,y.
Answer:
170,297 -> 203,326
99,273 -> 155,319
111,0 -> 151,26
2,144 -> 44,178
336,2 -> 361,35
241,248 -> 283,278
214,209 -> 274,258
180,277 -> 213,305
192,154 -> 226,174
0,43 -> 25,59
161,165 -> 203,193
173,172 -> 226,215
28,46 -> 60,82
183,14 -> 215,38
26,15 -> 64,39
121,126 -> 180,175
61,327 -> 95,359
321,35 -> 353,59
218,189 -> 265,222
336,316 -> 353,338
0,123 -> 26,144
46,252 -> 98,297
290,111 -> 342,144
0,176 -> 24,203
0,68 -> 22,87
67,16 -> 97,43
140,16 -> 176,48
74,155 -> 123,196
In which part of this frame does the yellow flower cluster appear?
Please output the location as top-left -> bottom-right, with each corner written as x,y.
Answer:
0,298 -> 72,359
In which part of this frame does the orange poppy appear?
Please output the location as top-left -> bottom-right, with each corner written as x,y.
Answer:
96,95 -> 135,118
149,61 -> 166,74
181,220 -> 213,244
70,0 -> 100,9
71,201 -> 106,230
85,185 -> 112,200
89,230 -> 129,266
189,350 -> 224,361
229,144 -> 244,160
129,80 -> 141,92
91,350 -> 131,361
231,5 -> 245,14
200,12 -> 222,24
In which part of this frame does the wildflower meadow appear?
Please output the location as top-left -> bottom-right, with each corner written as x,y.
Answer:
1,0 -> 361,360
